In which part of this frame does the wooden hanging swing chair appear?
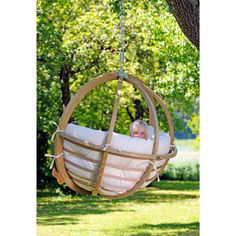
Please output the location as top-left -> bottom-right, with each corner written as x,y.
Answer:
50,0 -> 177,199
53,72 -> 177,199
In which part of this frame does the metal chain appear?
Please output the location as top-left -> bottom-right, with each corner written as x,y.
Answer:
118,0 -> 128,79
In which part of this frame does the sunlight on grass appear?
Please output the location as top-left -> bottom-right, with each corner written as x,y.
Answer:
37,181 -> 199,236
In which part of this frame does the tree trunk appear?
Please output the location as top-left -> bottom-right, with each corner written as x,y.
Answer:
134,99 -> 145,120
126,99 -> 147,122
59,64 -> 71,111
166,0 -> 199,49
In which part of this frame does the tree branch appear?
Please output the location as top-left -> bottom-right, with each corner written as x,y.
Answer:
166,0 -> 199,49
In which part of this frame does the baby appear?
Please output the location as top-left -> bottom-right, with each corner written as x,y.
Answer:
130,119 -> 149,140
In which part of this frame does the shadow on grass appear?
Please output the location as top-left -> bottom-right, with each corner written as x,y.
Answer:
150,180 -> 199,191
37,192 -> 135,225
116,189 -> 198,204
37,181 -> 199,226
129,222 -> 199,236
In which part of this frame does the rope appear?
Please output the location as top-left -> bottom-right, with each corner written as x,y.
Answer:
102,143 -> 122,152
51,129 -> 65,142
45,153 -> 64,169
149,160 -> 161,182
50,121 -> 65,141
102,144 -> 112,151
118,0 -> 127,79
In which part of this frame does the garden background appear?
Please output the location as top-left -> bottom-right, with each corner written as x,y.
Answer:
2,0 -> 236,235
37,0 -> 200,235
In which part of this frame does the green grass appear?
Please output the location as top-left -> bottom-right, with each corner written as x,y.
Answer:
37,181 -> 199,236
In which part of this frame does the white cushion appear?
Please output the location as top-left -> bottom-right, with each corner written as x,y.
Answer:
63,123 -> 170,196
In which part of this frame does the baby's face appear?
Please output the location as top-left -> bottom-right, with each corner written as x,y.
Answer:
132,127 -> 148,139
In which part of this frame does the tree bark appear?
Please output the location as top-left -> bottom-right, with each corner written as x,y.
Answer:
59,64 -> 71,111
166,0 -> 199,49
126,99 -> 147,122
134,99 -> 145,120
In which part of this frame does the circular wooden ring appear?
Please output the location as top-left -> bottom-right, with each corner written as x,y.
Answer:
54,72 -> 174,198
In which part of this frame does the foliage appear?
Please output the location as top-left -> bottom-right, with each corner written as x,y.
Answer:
160,163 -> 200,181
187,112 -> 200,148
37,0 -> 199,188
37,180 -> 199,236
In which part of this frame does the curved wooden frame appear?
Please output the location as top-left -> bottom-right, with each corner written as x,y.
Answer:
54,72 -> 177,199
130,75 -> 176,175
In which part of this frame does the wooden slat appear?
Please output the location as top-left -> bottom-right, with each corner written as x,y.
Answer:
100,182 -> 131,191
103,173 -> 140,182
64,147 -> 101,164
93,78 -> 124,195
156,164 -> 164,170
99,185 -> 119,194
104,146 -> 156,160
68,171 -> 94,187
145,175 -> 157,183
60,132 -> 156,160
105,163 -> 146,172
60,132 -> 103,152
157,145 -> 177,160
67,169 -> 93,182
73,180 -> 94,191
64,159 -> 96,174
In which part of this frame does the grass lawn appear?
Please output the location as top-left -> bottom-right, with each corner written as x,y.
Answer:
37,181 -> 199,236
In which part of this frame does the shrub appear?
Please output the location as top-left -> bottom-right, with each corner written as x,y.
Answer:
160,163 -> 199,181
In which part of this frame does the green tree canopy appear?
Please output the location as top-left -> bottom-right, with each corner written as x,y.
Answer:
37,0 -> 199,188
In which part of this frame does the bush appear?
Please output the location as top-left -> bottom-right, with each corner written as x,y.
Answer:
160,163 -> 199,181
187,112 -> 200,149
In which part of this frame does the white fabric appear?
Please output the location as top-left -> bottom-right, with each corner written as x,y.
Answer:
148,125 -> 155,140
63,123 -> 170,196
